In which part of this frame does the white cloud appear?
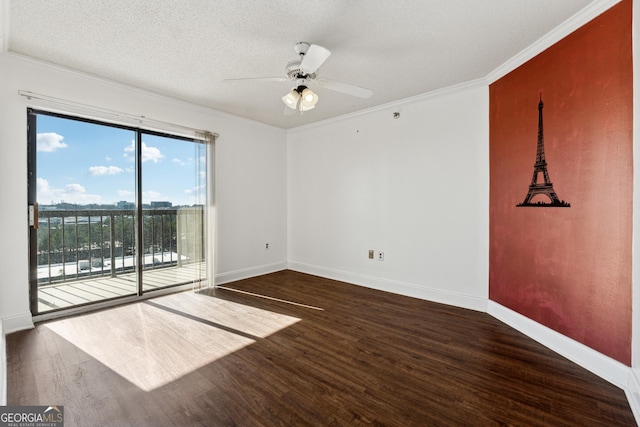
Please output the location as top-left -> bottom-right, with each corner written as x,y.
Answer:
37,178 -> 51,193
124,141 -> 134,155
124,140 -> 164,163
141,142 -> 164,163
37,133 -> 68,152
172,158 -> 187,166
89,165 -> 124,176
118,190 -> 134,197
65,183 -> 86,193
37,178 -> 102,204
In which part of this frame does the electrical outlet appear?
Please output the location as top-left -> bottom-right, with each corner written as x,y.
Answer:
377,251 -> 384,261
265,242 -> 269,250
368,250 -> 374,259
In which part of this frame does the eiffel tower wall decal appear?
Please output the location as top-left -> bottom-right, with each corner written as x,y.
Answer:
516,95 -> 569,208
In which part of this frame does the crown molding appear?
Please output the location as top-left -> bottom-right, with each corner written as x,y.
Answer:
287,77 -> 487,134
486,0 -> 622,85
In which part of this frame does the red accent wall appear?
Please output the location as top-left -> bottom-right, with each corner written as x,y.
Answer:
489,0 -> 633,365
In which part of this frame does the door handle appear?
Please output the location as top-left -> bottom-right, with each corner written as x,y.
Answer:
29,203 -> 38,229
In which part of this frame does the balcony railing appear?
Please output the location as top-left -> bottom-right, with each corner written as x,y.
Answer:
36,208 -> 204,285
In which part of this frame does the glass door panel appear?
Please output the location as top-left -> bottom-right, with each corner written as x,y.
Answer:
29,111 -> 138,313
139,132 -> 206,292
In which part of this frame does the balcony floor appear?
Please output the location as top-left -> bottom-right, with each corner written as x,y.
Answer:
37,262 -> 205,313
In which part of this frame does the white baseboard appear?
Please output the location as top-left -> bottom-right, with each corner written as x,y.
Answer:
487,301 -> 631,389
2,312 -> 34,335
287,261 -> 487,312
214,262 -> 287,286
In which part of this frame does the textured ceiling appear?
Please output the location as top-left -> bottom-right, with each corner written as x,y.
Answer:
7,0 -> 597,129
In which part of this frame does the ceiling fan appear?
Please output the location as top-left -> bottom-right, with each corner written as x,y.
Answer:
225,42 -> 373,115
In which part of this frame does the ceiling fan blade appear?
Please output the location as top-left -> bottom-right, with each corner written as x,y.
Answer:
224,77 -> 288,82
315,78 -> 373,99
300,44 -> 331,74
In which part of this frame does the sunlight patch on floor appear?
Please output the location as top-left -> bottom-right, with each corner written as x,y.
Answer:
44,291 -> 300,391
215,286 -> 324,310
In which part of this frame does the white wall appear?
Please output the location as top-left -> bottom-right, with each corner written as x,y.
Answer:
287,83 -> 489,311
0,53 -> 288,331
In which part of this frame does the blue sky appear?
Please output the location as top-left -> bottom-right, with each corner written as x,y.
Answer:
36,114 -> 206,206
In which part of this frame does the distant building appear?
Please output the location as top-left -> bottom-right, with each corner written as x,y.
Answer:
117,201 -> 135,210
150,201 -> 172,209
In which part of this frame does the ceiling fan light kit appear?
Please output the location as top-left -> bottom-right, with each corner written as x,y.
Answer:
226,42 -> 373,116
282,85 -> 319,111
282,89 -> 301,108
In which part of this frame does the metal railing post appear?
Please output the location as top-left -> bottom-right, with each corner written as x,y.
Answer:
110,213 -> 116,278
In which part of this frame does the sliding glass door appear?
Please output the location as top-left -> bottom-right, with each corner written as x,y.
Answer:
28,109 -> 208,315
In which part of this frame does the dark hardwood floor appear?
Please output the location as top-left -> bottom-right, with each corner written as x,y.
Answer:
7,270 -> 636,426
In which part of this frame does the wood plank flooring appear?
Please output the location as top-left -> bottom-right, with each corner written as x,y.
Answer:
7,270 -> 636,426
